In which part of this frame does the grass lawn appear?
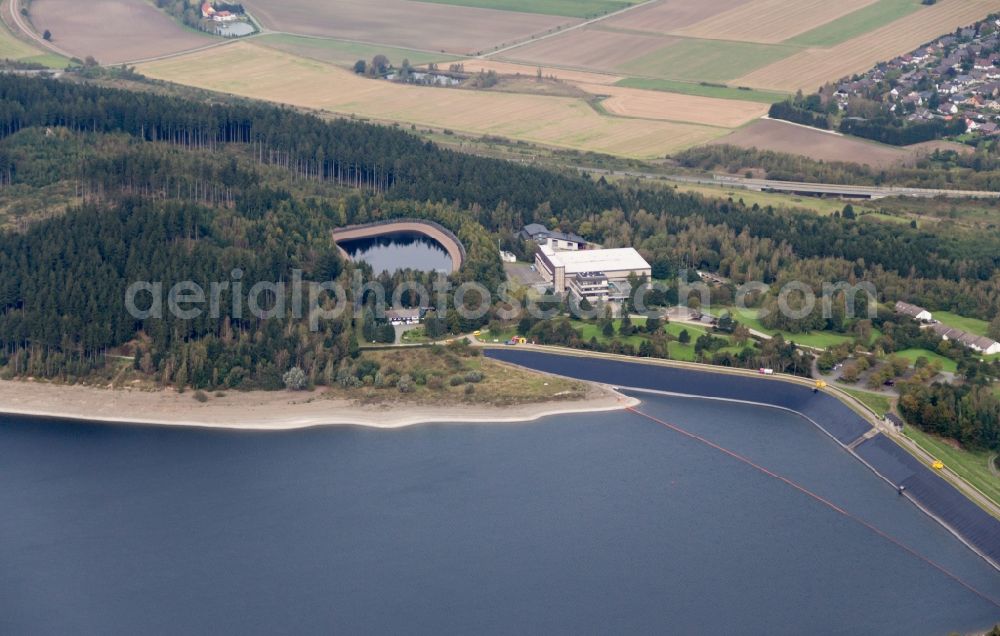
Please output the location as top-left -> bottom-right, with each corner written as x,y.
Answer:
415,0 -> 637,17
839,387 -> 892,415
255,34 -> 460,69
893,348 -> 958,374
614,78 -> 787,104
717,307 -> 868,349
903,425 -> 1000,509
618,39 -> 798,83
785,0 -> 924,47
933,311 -> 991,339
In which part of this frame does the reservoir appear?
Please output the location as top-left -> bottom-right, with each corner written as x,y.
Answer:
338,231 -> 453,274
1,394 -> 998,634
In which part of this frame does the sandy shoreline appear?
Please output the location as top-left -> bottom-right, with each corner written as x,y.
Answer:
0,379 -> 637,430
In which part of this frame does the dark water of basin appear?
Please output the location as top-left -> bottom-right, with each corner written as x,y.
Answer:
1,394 -> 998,634
339,232 -> 451,274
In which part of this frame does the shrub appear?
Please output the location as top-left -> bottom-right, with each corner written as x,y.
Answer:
192,390 -> 209,403
464,371 -> 484,383
464,384 -> 475,396
449,375 -> 466,386
397,374 -> 414,393
283,366 -> 307,391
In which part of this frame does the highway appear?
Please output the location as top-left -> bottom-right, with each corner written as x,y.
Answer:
586,168 -> 1000,200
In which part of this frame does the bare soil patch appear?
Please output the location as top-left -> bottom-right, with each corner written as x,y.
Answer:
242,0 -> 573,55
30,0 -> 211,64
709,119 -> 908,168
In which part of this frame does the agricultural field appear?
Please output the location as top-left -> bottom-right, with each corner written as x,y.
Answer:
241,0 -> 573,55
40,0 -> 994,161
450,60 -> 622,85
614,78 -> 786,104
737,0 -> 1000,91
415,0 -> 639,19
708,119 -> 912,168
786,0 -> 923,47
29,0 -> 212,64
601,0 -> 751,34
138,42 -> 734,158
504,26 -> 671,73
672,0 -> 880,44
580,83 -> 769,127
617,39 -> 795,83
255,34 -> 460,68
495,0 -> 996,99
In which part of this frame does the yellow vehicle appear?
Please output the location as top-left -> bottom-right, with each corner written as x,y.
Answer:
473,331 -> 481,337
932,460 -> 945,470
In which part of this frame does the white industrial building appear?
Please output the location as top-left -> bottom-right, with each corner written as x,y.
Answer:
535,245 -> 651,301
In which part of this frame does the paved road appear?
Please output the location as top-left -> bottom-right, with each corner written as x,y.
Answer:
585,167 -> 1000,200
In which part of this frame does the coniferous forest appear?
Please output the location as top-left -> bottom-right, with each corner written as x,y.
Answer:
0,75 -> 999,448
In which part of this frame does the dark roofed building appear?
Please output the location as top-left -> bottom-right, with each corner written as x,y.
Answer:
520,223 -> 586,252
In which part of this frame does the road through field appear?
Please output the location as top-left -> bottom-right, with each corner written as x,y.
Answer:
484,0 -> 658,58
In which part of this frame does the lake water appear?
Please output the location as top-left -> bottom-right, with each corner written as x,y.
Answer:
1,394 -> 998,634
215,22 -> 255,37
338,232 -> 452,274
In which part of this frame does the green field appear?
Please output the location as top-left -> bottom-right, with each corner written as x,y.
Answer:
893,348 -> 958,374
903,425 -> 1000,508
839,387 -> 892,415
933,311 -> 991,339
618,40 -> 797,82
785,0 -> 923,47
255,34 -> 460,68
0,18 -> 67,68
614,77 -> 787,103
416,0 -> 636,18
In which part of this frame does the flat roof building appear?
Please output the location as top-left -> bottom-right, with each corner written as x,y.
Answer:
535,245 -> 650,300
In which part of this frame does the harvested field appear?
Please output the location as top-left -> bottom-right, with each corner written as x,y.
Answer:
709,119 -> 909,168
29,0 -> 212,64
138,43 -> 727,158
416,0 -> 638,19
737,0 -> 999,91
448,60 -> 623,85
503,26 -> 670,72
242,0 -> 573,55
785,0 -> 923,47
673,0 -> 878,44
618,39 -> 796,82
602,0 -> 751,34
579,84 -> 768,127
256,34 -> 459,68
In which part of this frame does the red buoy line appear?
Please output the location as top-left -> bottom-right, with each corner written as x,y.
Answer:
625,406 -> 1000,610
